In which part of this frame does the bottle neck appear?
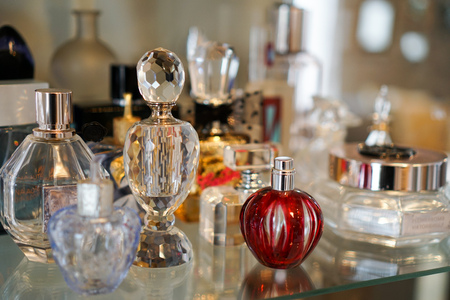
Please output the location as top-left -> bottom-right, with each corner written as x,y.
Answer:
149,103 -> 174,119
74,10 -> 99,40
271,168 -> 295,191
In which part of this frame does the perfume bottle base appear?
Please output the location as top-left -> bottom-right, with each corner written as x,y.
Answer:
134,226 -> 193,268
16,242 -> 53,263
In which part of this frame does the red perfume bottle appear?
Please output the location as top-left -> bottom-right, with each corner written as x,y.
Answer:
240,157 -> 323,269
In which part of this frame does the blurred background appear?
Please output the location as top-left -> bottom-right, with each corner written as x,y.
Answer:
0,0 -> 449,151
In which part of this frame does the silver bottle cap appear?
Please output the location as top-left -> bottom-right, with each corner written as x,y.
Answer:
77,155 -> 113,218
271,3 -> 307,54
271,156 -> 296,191
329,143 -> 448,192
34,88 -> 75,138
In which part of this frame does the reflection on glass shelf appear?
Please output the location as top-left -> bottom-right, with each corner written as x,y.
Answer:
197,236 -> 257,297
128,260 -> 192,299
0,222 -> 450,299
306,229 -> 450,286
238,264 -> 314,300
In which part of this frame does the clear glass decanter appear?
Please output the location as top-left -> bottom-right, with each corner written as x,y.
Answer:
124,48 -> 200,268
199,143 -> 276,246
0,89 -> 102,263
47,155 -> 141,295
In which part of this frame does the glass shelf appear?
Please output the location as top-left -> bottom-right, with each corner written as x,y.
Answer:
0,221 -> 449,299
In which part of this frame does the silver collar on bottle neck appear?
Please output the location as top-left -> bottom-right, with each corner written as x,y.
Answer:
271,156 -> 295,191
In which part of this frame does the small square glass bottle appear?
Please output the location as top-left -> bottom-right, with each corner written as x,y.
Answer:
199,143 -> 277,246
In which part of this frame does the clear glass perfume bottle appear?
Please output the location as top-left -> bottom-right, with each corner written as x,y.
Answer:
310,87 -> 450,247
240,157 -> 323,269
199,143 -> 276,246
177,40 -> 249,222
124,48 -> 200,268
47,155 -> 141,295
0,88 -> 102,263
246,3 -> 322,154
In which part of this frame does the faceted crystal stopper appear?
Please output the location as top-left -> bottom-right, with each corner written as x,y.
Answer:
188,41 -> 239,106
136,48 -> 185,105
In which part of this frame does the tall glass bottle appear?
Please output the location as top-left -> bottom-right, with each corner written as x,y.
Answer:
246,3 -> 322,154
124,48 -> 200,268
0,89 -> 103,263
177,41 -> 249,222
50,10 -> 116,106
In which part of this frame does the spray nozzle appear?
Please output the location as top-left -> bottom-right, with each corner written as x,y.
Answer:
90,154 -> 105,183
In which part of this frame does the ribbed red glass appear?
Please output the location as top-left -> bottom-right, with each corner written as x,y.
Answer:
240,187 -> 323,269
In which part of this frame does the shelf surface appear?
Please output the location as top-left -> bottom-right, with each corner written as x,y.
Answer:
0,221 -> 449,299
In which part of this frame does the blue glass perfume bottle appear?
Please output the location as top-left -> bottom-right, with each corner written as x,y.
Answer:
47,155 -> 141,295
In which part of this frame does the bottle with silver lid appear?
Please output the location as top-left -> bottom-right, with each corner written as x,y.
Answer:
0,88 -> 104,263
310,87 -> 450,247
240,156 -> 323,269
47,155 -> 140,295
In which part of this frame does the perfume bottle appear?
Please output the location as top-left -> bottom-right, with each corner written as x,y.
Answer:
47,155 -> 141,295
310,87 -> 450,247
50,9 -> 116,106
246,3 -> 322,154
177,40 -> 249,222
124,48 -> 200,268
113,92 -> 141,145
0,89 -> 103,263
240,157 -> 323,269
199,143 -> 276,246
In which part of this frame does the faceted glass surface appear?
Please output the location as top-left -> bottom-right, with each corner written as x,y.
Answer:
134,226 -> 193,268
240,187 -> 323,269
0,134 -> 96,262
311,179 -> 450,247
137,48 -> 185,104
47,205 -> 141,295
124,117 -> 199,220
188,41 -> 239,106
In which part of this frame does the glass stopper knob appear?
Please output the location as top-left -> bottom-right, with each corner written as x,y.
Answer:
136,47 -> 185,105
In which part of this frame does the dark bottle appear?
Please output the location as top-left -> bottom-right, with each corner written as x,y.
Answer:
0,25 -> 34,80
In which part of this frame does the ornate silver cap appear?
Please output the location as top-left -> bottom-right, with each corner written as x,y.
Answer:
136,48 -> 185,105
271,3 -> 307,54
33,88 -> 75,138
271,156 -> 296,191
329,143 -> 448,192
